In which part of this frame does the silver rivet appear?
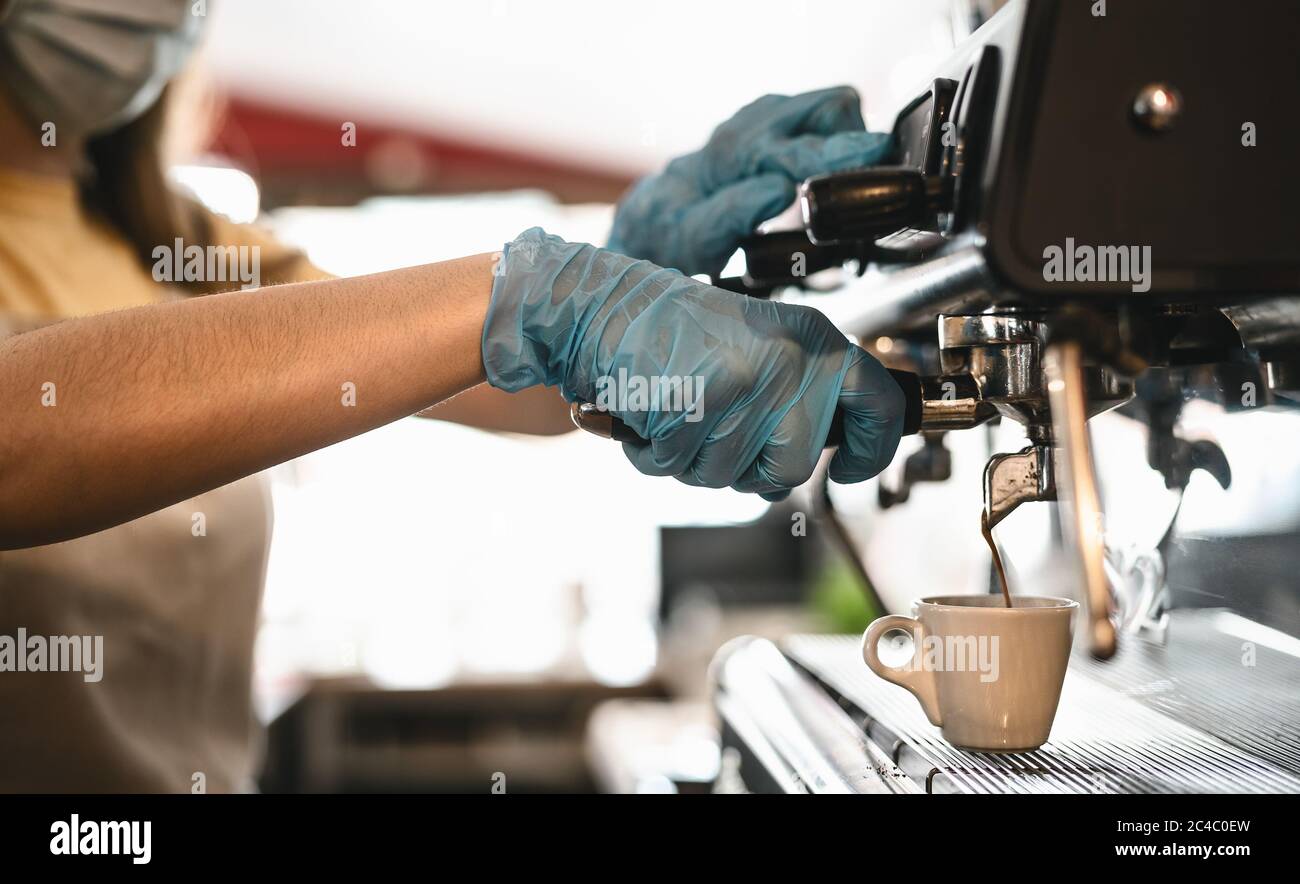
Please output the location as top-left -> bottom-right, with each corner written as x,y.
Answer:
1132,83 -> 1183,133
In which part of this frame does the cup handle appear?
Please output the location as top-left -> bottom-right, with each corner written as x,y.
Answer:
862,615 -> 943,727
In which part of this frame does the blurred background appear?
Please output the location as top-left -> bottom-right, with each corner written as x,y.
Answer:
167,0 -> 1001,792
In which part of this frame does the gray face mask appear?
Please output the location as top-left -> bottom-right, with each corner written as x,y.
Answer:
0,0 -> 205,138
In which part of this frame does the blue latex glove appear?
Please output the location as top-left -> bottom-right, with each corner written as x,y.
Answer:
484,228 -> 905,499
606,86 -> 892,278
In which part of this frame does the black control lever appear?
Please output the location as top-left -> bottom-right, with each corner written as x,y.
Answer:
570,369 -> 924,448
717,167 -> 956,295
737,230 -> 861,290
800,166 -> 953,245
736,229 -> 940,292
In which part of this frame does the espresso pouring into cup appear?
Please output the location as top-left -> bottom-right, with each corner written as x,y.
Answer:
862,595 -> 1077,752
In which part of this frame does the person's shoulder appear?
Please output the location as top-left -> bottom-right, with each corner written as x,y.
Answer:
203,209 -> 335,284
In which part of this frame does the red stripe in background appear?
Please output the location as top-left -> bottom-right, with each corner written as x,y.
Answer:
208,96 -> 636,207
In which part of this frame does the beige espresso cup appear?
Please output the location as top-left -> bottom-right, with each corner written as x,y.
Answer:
862,595 -> 1078,752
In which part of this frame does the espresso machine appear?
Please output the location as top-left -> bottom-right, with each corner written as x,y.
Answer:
697,0 -> 1300,793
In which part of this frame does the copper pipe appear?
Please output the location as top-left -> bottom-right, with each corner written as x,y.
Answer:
1043,341 -> 1117,659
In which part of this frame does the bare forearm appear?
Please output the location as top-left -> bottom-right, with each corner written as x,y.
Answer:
418,383 -> 575,435
0,254 -> 493,548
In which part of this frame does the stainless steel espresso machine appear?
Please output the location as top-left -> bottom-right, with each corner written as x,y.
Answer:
704,0 -> 1300,793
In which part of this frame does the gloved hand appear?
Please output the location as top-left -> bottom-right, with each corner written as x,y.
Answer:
484,228 -> 905,499
606,86 -> 892,278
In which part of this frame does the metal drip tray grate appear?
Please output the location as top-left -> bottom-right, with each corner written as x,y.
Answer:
1073,611 -> 1300,776
783,611 -> 1300,794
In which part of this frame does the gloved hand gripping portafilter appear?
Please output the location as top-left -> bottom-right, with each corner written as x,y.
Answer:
569,369 -> 924,448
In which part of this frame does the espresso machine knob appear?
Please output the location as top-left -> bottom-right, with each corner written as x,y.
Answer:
800,167 -> 953,246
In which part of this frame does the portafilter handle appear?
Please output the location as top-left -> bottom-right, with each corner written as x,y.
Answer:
569,369 -> 924,447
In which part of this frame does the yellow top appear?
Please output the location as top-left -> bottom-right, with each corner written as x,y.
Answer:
0,167 -> 328,318
0,167 -> 326,792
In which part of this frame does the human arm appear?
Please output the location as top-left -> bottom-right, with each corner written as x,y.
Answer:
417,383 -> 574,436
0,255 -> 492,548
1,228 -> 905,550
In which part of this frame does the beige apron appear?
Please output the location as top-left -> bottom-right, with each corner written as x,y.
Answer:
0,172 -> 322,792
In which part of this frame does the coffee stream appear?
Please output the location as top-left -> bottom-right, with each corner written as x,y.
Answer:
980,511 -> 1014,608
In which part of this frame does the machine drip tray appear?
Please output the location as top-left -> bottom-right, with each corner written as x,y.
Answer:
778,610 -> 1300,794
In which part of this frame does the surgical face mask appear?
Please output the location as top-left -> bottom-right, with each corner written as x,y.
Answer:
0,0 -> 205,139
